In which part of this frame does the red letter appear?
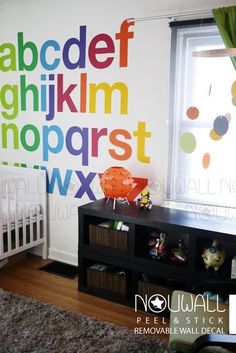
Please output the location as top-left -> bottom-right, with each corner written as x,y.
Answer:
89,34 -> 115,69
115,20 -> 134,67
57,74 -> 78,112
127,177 -> 148,201
91,128 -> 108,157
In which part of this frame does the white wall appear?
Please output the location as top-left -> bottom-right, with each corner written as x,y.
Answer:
0,0 -> 234,264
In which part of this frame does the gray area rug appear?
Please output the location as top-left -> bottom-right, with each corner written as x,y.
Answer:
0,289 -> 170,353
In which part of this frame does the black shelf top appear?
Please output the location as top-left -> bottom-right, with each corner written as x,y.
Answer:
79,198 -> 236,237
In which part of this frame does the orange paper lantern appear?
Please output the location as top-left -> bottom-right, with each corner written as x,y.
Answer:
100,166 -> 134,199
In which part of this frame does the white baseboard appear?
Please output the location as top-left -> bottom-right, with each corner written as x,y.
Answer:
48,248 -> 78,266
29,245 -> 78,266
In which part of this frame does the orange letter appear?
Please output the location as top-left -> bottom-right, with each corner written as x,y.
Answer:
109,129 -> 132,160
115,20 -> 134,68
80,73 -> 87,113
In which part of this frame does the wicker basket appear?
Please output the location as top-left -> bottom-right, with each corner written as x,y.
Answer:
89,224 -> 128,251
138,280 -> 173,300
87,268 -> 126,296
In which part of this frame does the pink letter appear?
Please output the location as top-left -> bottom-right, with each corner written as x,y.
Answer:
89,34 -> 115,69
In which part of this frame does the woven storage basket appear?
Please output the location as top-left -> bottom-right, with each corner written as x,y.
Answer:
89,224 -> 128,251
87,268 -> 126,296
138,280 -> 173,300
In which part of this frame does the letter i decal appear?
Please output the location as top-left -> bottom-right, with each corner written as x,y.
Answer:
41,74 -> 47,112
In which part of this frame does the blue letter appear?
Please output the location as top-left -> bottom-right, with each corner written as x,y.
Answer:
40,40 -> 60,70
42,125 -> 64,161
45,167 -> 73,196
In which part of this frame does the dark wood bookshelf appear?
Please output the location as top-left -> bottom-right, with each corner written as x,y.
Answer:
78,199 -> 236,311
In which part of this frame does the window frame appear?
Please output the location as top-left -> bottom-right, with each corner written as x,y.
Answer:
166,19 -> 236,210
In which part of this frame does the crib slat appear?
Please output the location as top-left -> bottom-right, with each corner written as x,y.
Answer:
7,226 -> 12,251
36,210 -> 40,241
22,217 -> 27,246
15,221 -> 19,249
29,176 -> 34,244
22,185 -> 27,246
6,180 -> 12,252
29,213 -> 33,244
14,178 -> 19,249
36,175 -> 40,241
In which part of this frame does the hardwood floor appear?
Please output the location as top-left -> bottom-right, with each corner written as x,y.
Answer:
0,254 -> 169,341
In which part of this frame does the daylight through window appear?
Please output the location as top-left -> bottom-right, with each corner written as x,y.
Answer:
166,20 -> 236,208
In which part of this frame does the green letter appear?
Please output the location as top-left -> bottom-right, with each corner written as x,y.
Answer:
20,75 -> 39,111
0,84 -> 18,119
20,124 -> 40,151
18,32 -> 38,71
2,123 -> 19,149
0,43 -> 16,71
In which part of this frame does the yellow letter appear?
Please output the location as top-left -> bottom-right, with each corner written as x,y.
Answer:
89,81 -> 128,114
133,121 -> 151,163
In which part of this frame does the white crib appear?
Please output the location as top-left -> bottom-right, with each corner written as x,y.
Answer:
0,165 -> 47,261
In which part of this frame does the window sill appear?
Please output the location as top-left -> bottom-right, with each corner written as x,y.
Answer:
163,200 -> 236,221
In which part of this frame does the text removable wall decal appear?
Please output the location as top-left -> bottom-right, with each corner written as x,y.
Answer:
0,20 -> 151,200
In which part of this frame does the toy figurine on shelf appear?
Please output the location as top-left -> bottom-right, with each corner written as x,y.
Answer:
170,238 -> 187,264
202,239 -> 226,271
148,231 -> 167,260
137,189 -> 152,210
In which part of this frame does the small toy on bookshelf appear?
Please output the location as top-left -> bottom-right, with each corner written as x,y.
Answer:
137,189 -> 152,210
170,238 -> 187,264
98,220 -> 129,231
148,231 -> 167,260
112,220 -> 129,231
201,239 -> 226,271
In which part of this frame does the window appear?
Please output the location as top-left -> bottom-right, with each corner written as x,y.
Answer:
166,20 -> 236,208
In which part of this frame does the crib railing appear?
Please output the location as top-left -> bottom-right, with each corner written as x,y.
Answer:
0,166 -> 47,261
